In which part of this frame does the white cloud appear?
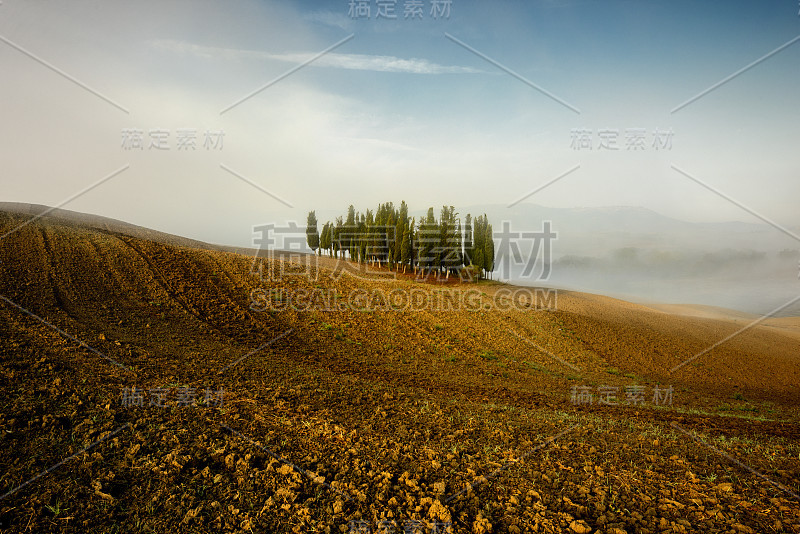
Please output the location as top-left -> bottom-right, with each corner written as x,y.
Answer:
302,10 -> 355,32
150,39 -> 483,74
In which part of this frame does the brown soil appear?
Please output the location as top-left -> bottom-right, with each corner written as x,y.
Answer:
0,208 -> 798,533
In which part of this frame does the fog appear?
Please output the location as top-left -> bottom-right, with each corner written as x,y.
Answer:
483,204 -> 800,316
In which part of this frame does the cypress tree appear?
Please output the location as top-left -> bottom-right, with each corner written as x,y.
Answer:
473,215 -> 486,279
401,223 -> 411,273
484,222 -> 495,279
463,214 -> 473,267
357,213 -> 366,263
411,217 -> 418,274
319,222 -> 331,256
394,218 -> 405,270
331,217 -> 339,258
306,211 -> 320,254
345,205 -> 356,261
439,206 -> 450,275
419,208 -> 437,276
365,209 -> 375,265
385,211 -> 395,268
453,218 -> 463,277
395,201 -> 408,268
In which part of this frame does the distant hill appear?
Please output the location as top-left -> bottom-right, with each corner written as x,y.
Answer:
457,203 -> 796,255
454,203 -> 800,316
0,202 -> 259,256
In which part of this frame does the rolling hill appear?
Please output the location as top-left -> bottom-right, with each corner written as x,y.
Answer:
0,205 -> 798,533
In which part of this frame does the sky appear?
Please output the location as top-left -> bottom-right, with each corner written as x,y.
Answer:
1,0 -> 799,248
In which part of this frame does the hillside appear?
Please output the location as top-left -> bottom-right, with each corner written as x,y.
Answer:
0,206 -> 798,533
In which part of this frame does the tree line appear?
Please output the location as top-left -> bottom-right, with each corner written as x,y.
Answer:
305,201 -> 495,279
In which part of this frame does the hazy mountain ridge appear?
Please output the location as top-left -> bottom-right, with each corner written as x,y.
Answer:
461,203 -> 798,253
458,203 -> 800,316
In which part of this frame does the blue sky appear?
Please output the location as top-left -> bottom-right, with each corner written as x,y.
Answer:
1,0 -> 798,246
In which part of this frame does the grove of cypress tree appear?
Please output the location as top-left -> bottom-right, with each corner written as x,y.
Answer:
314,202 -> 494,280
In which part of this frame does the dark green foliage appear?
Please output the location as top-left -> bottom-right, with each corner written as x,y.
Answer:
320,222 -> 331,256
306,211 -> 320,254
463,214 -> 473,267
469,214 -> 494,279
311,202 -> 495,278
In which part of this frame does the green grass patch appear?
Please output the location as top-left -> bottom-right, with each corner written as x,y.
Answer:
478,350 -> 498,361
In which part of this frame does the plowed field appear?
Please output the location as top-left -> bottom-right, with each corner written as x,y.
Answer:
0,206 -> 798,533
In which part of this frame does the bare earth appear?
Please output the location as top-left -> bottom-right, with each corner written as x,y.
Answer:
0,206 -> 798,533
